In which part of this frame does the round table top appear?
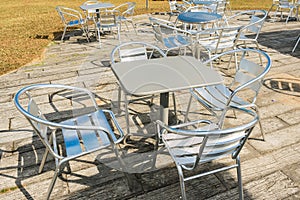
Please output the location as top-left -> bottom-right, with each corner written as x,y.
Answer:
80,2 -> 114,10
191,0 -> 224,5
178,11 -> 222,24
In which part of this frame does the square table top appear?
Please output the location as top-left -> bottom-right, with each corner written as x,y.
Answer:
111,56 -> 223,96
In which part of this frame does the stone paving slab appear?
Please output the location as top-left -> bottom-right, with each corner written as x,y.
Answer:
0,12 -> 300,200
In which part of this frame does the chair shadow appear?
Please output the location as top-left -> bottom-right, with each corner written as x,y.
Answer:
263,77 -> 300,97
258,28 -> 300,56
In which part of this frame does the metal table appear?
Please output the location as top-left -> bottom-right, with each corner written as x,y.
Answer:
80,2 -> 115,18
191,0 -> 223,5
80,2 -> 115,11
111,56 -> 223,125
178,11 -> 222,24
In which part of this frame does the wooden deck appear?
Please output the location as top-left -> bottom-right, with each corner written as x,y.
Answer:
0,12 -> 300,199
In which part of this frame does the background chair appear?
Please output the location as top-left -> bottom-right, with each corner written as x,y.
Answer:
95,9 -> 121,48
157,106 -> 259,200
273,0 -> 299,23
225,10 -> 267,52
196,26 -> 241,66
168,0 -> 191,21
149,16 -> 193,56
112,2 -> 137,34
14,84 -> 124,200
186,48 -> 272,141
56,6 -> 90,42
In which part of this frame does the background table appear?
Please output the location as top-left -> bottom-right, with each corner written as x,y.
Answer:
80,2 -> 115,18
178,11 -> 222,24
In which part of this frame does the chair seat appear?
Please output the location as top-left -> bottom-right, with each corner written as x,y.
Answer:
194,84 -> 249,110
163,35 -> 190,49
61,110 -> 117,156
67,19 -> 86,26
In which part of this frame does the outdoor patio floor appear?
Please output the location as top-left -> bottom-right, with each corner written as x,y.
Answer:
0,12 -> 300,199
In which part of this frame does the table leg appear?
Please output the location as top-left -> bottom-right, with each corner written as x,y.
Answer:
160,92 -> 169,124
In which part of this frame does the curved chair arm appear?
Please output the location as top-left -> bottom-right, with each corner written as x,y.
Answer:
224,10 -> 267,28
156,119 -> 214,137
58,6 -> 85,22
149,16 -> 198,41
203,48 -> 272,106
14,84 -> 116,135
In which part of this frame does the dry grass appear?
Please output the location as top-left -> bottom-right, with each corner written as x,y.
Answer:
0,0 -> 272,75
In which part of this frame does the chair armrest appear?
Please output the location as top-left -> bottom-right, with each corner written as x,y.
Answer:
61,7 -> 84,20
156,119 -> 215,137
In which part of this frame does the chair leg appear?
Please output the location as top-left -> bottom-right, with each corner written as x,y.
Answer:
39,148 -> 49,174
117,86 -> 122,115
61,27 -> 67,42
177,165 -> 187,200
46,165 -> 61,200
124,93 -> 131,135
184,94 -> 193,122
236,156 -> 244,200
255,41 -> 263,65
292,34 -> 300,52
253,105 -> 265,141
130,21 -> 137,35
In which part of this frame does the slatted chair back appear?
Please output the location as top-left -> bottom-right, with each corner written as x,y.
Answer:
216,26 -> 240,51
110,41 -> 167,64
158,107 -> 258,199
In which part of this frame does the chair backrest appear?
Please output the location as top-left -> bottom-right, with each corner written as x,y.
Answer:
204,48 -> 272,105
110,41 -> 167,64
99,10 -> 119,27
212,26 -> 241,53
206,0 -> 227,16
168,0 -> 178,13
238,10 -> 267,40
279,0 -> 290,6
159,107 -> 258,169
125,2 -> 136,16
56,6 -> 84,25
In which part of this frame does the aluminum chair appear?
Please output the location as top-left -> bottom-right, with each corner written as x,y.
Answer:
196,26 -> 241,67
186,48 -> 272,141
157,106 -> 259,200
267,0 -> 280,18
112,2 -> 137,34
56,6 -> 90,42
168,0 -> 191,21
273,0 -> 300,23
14,84 -> 124,200
149,16 -> 193,56
95,9 -> 121,48
225,10 -> 267,59
110,42 -> 170,135
205,0 -> 227,21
